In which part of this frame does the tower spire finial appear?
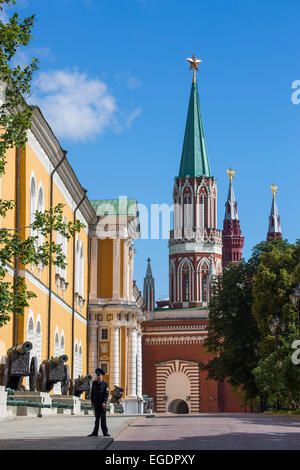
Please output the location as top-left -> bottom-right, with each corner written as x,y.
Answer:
271,183 -> 278,200
227,167 -> 235,184
186,53 -> 202,83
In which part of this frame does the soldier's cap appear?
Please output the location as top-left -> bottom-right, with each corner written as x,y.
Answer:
95,368 -> 105,376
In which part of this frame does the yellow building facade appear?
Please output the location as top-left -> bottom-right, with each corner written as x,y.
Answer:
0,106 -> 146,409
0,106 -> 95,387
88,200 -> 147,413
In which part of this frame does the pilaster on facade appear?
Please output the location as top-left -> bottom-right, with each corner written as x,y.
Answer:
127,326 -> 138,398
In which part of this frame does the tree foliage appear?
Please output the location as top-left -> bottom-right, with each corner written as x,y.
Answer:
201,261 -> 260,400
0,0 -> 84,328
203,239 -> 300,407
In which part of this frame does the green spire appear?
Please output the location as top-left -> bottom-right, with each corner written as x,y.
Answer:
179,80 -> 211,178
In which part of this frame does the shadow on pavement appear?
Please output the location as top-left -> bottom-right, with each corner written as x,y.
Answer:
0,436 -> 113,450
108,431 -> 300,451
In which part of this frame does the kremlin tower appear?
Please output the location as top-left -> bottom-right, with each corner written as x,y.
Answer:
142,55 -> 246,415
169,54 -> 222,309
143,258 -> 155,314
267,184 -> 282,240
222,168 -> 244,268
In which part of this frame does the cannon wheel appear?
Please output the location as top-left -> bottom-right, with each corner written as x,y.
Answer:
29,356 -> 38,392
61,364 -> 70,395
0,356 -> 8,388
37,363 -> 47,392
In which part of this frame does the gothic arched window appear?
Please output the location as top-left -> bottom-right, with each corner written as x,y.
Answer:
183,276 -> 189,301
202,275 -> 207,302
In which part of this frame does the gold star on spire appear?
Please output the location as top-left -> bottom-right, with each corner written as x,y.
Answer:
186,53 -> 202,83
227,168 -> 235,184
271,184 -> 278,199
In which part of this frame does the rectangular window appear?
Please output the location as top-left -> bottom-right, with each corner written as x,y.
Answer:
100,363 -> 108,374
101,329 -> 108,340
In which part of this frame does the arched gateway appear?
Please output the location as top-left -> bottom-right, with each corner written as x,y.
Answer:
155,359 -> 200,413
168,399 -> 189,414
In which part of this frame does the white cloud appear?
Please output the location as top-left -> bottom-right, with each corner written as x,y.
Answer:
127,107 -> 142,129
32,69 -> 118,142
115,73 -> 142,90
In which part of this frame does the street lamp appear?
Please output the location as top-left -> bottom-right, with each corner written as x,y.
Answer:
290,284 -> 300,337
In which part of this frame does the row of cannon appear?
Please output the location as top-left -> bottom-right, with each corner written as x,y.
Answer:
0,342 -> 153,411
0,342 -> 92,398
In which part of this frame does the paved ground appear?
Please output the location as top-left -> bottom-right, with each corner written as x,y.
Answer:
108,413 -> 300,450
0,414 -> 139,450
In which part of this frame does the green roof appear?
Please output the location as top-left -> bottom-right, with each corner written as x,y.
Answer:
179,81 -> 211,178
90,198 -> 138,217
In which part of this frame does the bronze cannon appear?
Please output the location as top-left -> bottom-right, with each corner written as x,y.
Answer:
69,374 -> 92,398
37,355 -> 70,395
110,385 -> 124,404
0,342 -> 39,391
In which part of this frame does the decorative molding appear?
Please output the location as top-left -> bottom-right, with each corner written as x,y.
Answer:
143,325 -> 207,332
145,335 -> 207,345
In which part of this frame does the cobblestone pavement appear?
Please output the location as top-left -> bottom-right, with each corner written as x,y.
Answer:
0,414 -> 140,450
107,413 -> 300,450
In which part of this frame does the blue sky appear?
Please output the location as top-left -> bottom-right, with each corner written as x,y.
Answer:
6,0 -> 300,299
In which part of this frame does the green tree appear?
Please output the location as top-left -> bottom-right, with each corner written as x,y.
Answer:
201,261 -> 260,401
0,0 -> 84,328
253,335 -> 300,409
252,240 -> 299,359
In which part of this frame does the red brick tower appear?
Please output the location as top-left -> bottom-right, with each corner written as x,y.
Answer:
169,62 -> 222,309
222,168 -> 244,268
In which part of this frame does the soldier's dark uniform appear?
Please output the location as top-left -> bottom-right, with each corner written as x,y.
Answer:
89,370 -> 109,436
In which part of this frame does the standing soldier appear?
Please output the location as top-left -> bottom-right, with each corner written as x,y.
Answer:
88,368 -> 110,437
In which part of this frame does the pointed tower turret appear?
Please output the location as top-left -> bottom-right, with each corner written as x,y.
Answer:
143,258 -> 155,313
222,168 -> 244,268
179,78 -> 211,178
267,184 -> 282,240
169,54 -> 222,308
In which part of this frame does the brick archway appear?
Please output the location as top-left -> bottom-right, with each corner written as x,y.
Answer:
155,359 -> 200,413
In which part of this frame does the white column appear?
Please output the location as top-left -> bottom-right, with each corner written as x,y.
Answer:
110,326 -> 120,387
127,327 -> 137,397
90,237 -> 98,299
136,332 -> 142,399
88,321 -> 98,375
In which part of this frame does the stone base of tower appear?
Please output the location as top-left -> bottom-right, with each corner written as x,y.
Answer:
142,308 -> 249,414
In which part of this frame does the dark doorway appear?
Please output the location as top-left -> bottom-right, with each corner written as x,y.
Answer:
168,399 -> 189,414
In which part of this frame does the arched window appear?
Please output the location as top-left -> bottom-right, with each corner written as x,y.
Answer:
30,176 -> 37,238
37,185 -> 44,247
56,230 -> 62,276
53,329 -> 61,394
184,194 -> 192,230
75,238 -> 80,294
74,342 -> 79,379
79,344 -> 83,377
202,275 -> 207,302
54,330 -> 60,356
35,318 -> 42,367
183,276 -> 189,301
26,315 -> 35,389
62,217 -> 67,280
79,243 -> 84,297
60,331 -> 65,355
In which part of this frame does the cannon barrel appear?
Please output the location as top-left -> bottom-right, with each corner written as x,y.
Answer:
76,374 -> 92,384
8,342 -> 32,355
51,354 -> 68,365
